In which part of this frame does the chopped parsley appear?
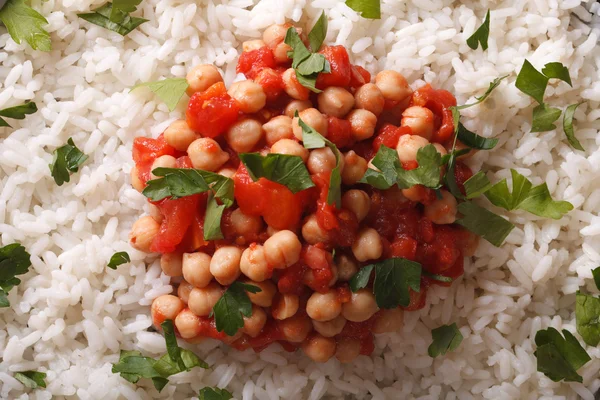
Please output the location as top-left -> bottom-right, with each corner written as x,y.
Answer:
466,9 -> 490,51
107,251 -> 130,270
49,138 -> 89,186
0,0 -> 51,51
0,243 -> 32,308
14,370 -> 46,389
428,323 -> 464,358
455,201 -> 515,247
576,292 -> 600,347
345,0 -> 381,19
78,1 -> 148,36
198,387 -> 233,400
0,101 -> 38,128
210,282 -> 262,336
131,78 -> 189,111
203,192 -> 227,241
238,153 -> 315,194
593,266 -> 600,291
563,103 -> 584,151
534,327 -> 590,383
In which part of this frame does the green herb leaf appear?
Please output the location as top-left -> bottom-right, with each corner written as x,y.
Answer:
49,138 -> 89,186
463,171 -> 493,199
14,370 -> 47,389
0,290 -> 9,308
131,78 -> 188,111
456,123 -> 498,150
107,251 -> 130,270
348,265 -> 374,292
308,12 -> 328,52
396,144 -> 442,190
592,267 -> 600,291
0,243 -> 32,308
534,327 -> 590,383
358,145 -> 400,189
485,169 -> 532,211
345,0 -> 381,19
466,9 -> 490,51
203,192 -> 226,241
563,103 -> 584,151
428,323 -> 463,358
239,153 -> 315,194
541,62 -> 572,87
0,0 -> 51,51
455,76 -> 508,112
198,387 -> 234,400
284,25 -> 329,93
110,0 -> 143,21
456,201 -> 514,246
421,270 -> 453,283
576,292 -> 600,347
295,72 -> 321,93
515,60 -> 548,104
0,101 -> 38,128
519,182 -> 573,219
78,3 -> 148,37
211,282 -> 262,336
531,103 -> 562,132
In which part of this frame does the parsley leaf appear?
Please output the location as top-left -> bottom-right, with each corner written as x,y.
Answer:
428,323 -> 464,358
78,2 -> 148,37
396,144 -> 442,189
456,123 -> 498,150
211,282 -> 261,336
199,387 -> 233,400
345,0 -> 381,19
531,103 -> 561,133
542,62 -> 572,87
131,78 -> 189,111
108,251 -> 130,270
308,12 -> 328,51
518,183 -> 573,219
0,0 -> 51,51
484,169 -> 531,210
563,103 -> 584,151
110,0 -> 142,21
0,243 -> 32,308
463,171 -> 493,199
0,101 -> 37,128
359,145 -> 399,189
238,153 -> 315,194
593,266 -> 600,291
576,292 -> 600,347
515,60 -> 548,104
466,9 -> 490,51
348,265 -> 374,292
455,201 -> 514,246
49,138 -> 89,186
14,370 -> 47,389
203,192 -> 226,241
534,327 -> 590,383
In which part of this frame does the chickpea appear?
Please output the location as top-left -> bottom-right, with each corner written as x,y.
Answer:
218,167 -> 236,179
424,190 -> 458,225
164,119 -> 198,151
302,334 -> 336,363
336,254 -> 358,281
292,108 -> 328,140
149,155 -> 176,180
266,226 -> 280,237
273,41 -> 292,64
160,252 -> 183,277
182,252 -> 213,288
278,313 -> 313,343
129,216 -> 160,252
187,138 -> 229,171
317,87 -> 355,118
341,151 -> 367,185
271,293 -> 299,320
352,228 -> 383,262
346,109 -> 377,141
342,289 -> 379,322
396,134 -> 430,163
174,309 -> 201,339
242,305 -> 267,337
225,119 -> 263,153
263,115 -> 293,145
374,70 -> 412,102
230,208 -> 264,238
354,83 -> 385,116
401,106 -> 434,140
306,289 -> 342,322
304,264 -> 337,288
335,337 -> 361,363
243,39 -> 266,52
245,279 -> 277,307
372,308 -> 404,334
186,64 -> 223,96
301,214 -> 330,244
282,68 -> 310,100
151,295 -> 184,327
187,282 -> 223,317
262,23 -> 288,48
130,165 -> 144,192
270,139 -> 309,162
312,315 -> 346,337
433,143 -> 448,157
284,100 -> 312,118
307,148 -> 337,175
240,244 -> 271,282
209,246 -> 243,285
263,230 -> 302,269
342,190 -> 370,222
228,80 -> 266,114
147,203 -> 163,224
177,281 -> 194,304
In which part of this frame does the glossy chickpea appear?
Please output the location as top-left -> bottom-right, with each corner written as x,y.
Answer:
271,293 -> 299,320
401,185 -> 428,202
396,134 -> 430,163
282,68 -> 310,100
228,80 -> 266,114
230,208 -> 264,238
245,279 -> 277,307
160,252 -> 183,277
354,83 -> 385,116
242,305 -> 268,337
374,70 -> 412,102
177,281 -> 194,304
263,230 -> 302,269
335,337 -> 361,363
372,308 -> 404,334
307,148 -> 337,175
336,254 -> 358,281
174,309 -> 201,339
302,334 -> 336,363
187,282 -> 223,317
243,39 -> 266,52
186,64 -> 223,95
240,244 -> 271,282
301,214 -> 330,245
225,119 -> 263,153
284,100 -> 312,118
147,203 -> 163,224
263,115 -> 293,145
312,315 -> 346,337
292,108 -> 328,139
262,24 -> 288,48
150,155 -> 177,180
341,189 -> 371,222
303,263 -> 337,288
129,216 -> 160,252
187,138 -> 229,171
210,246 -> 243,285
424,190 -> 458,224
341,151 -> 368,185
273,41 -> 292,64
130,165 -> 144,192
342,289 -> 379,322
352,228 -> 383,262
346,109 -> 377,141
182,252 -> 213,288
151,295 -> 184,326
218,167 -> 236,179
317,87 -> 355,118
278,313 -> 313,343
433,143 -> 448,157
401,106 -> 434,140
270,139 -> 309,162
164,119 -> 198,151
306,289 -> 342,322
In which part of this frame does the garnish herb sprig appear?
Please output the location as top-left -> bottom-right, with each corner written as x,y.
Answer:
0,0 -> 51,51
345,0 -> 381,19
534,327 -> 590,383
238,153 -> 315,194
199,387 -> 233,400
49,138 -> 89,186
210,282 -> 262,336
428,323 -> 464,357
0,243 -> 32,307
0,101 -> 38,127
108,251 -> 130,269
466,9 -> 490,51
131,78 -> 189,111
78,1 -> 148,36
574,266 -> 600,346
14,370 -> 47,389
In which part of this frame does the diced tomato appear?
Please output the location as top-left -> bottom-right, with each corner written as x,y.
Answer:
349,65 -> 371,88
373,124 -> 411,153
247,319 -> 284,350
278,262 -> 306,295
366,187 -> 415,240
389,235 -> 418,260
176,155 -> 192,168
316,46 -> 352,89
132,135 -> 176,183
313,172 -> 339,231
186,82 -> 240,138
254,68 -> 284,102
417,225 -> 462,274
326,116 -> 354,149
410,84 -> 457,143
426,256 -> 464,287
338,319 -> 376,355
402,160 -> 418,170
236,47 -> 277,79
351,140 -> 375,161
417,217 -> 435,243
150,194 -> 201,253
453,161 -> 474,196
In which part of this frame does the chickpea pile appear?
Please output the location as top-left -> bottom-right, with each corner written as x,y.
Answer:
130,21 -> 475,364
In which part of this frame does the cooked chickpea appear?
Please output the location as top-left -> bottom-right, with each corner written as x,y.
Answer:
243,39 -> 266,52
262,24 -> 288,48
218,167 -> 236,178
187,282 -> 223,317
129,216 -> 160,252
147,203 -> 163,224
182,252 -> 213,288
150,155 -> 177,180
160,252 -> 183,277
354,83 -> 385,116
342,189 -> 371,222
282,68 -> 310,100
351,228 -> 382,262
228,80 -> 266,114
209,246 -> 243,285
284,100 -> 312,118
372,308 -> 404,334
302,334 -> 336,363
433,143 -> 448,156
317,87 -> 355,118
245,279 -> 277,307
304,264 -> 337,288
177,281 -> 194,304
401,106 -> 434,140
301,214 -> 330,244
263,115 -> 293,145
336,254 -> 358,281
240,244 -> 271,281
307,147 -> 337,175
306,289 -> 342,322
273,41 -> 292,64
292,108 -> 328,139
342,289 -> 379,322
341,151 -> 368,185
164,119 -> 198,151
242,305 -> 268,337
312,315 -> 346,337
174,309 -> 201,339
396,134 -> 430,163
187,138 -> 229,171
374,70 -> 412,102
335,337 -> 361,363
424,190 -> 458,224
263,230 -> 302,269
278,313 -> 313,342
271,293 -> 299,320
151,295 -> 184,326
130,165 -> 144,192
225,119 -> 263,153
230,208 -> 263,238
186,64 -> 223,95
270,139 -> 309,162
346,109 -> 377,141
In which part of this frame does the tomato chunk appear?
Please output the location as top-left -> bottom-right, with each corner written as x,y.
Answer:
186,82 -> 240,138
326,116 -> 354,149
410,84 -> 456,143
349,65 -> 371,88
133,135 -> 176,183
316,46 -> 352,89
150,194 -> 201,253
236,47 -> 277,79
373,124 -> 411,153
254,67 -> 284,102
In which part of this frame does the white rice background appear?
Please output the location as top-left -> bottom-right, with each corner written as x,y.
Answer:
1,0 -> 600,399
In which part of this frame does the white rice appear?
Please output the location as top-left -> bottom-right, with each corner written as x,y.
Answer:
1,0 -> 600,399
